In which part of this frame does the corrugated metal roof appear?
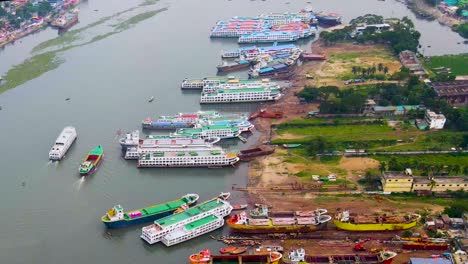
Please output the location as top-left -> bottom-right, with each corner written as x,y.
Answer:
410,257 -> 451,264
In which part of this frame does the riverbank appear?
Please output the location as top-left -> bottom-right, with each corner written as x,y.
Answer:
405,0 -> 464,28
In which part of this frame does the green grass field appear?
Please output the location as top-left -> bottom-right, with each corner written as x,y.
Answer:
371,131 -> 468,152
276,123 -> 420,142
424,54 -> 468,75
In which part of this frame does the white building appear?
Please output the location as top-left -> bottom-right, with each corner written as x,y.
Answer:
424,109 -> 446,130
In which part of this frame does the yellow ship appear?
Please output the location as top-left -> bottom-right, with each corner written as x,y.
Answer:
333,210 -> 419,231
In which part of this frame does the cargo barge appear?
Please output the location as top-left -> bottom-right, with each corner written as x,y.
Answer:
189,248 -> 282,264
238,145 -> 275,161
334,210 -> 419,231
284,249 -> 397,264
101,194 -> 199,228
227,209 -> 331,234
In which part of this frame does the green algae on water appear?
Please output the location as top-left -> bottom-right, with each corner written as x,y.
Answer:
0,52 -> 63,94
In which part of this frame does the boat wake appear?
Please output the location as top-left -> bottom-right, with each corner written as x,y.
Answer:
73,176 -> 85,191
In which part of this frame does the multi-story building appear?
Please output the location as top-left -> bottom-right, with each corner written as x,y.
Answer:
424,109 -> 446,130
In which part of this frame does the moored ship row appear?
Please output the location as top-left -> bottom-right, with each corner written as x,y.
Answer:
140,193 -> 232,246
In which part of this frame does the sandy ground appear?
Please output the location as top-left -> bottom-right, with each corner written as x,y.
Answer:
243,42 -> 448,263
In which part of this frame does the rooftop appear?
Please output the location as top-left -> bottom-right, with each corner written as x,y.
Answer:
155,198 -> 225,228
429,80 -> 468,97
410,257 -> 451,264
184,215 -> 218,230
382,171 -> 412,180
413,176 -> 468,184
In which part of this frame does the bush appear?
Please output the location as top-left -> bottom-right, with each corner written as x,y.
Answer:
456,23 -> 468,39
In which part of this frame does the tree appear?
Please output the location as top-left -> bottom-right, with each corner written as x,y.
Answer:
377,63 -> 384,72
351,66 -> 358,76
383,66 -> 389,75
379,161 -> 387,172
37,2 -> 52,17
443,201 -> 468,218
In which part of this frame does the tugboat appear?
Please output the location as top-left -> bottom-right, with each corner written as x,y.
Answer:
79,145 -> 103,176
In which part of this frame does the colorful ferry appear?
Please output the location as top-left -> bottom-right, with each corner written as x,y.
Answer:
124,137 -> 220,160
142,111 -> 219,130
140,193 -> 232,246
101,194 -> 199,228
284,249 -> 397,264
200,87 -> 282,104
49,126 -> 77,160
238,32 -> 299,43
210,19 -> 270,38
261,11 -> 314,24
333,210 -> 420,231
174,125 -> 240,139
137,147 -> 240,168
189,248 -> 282,264
202,78 -> 279,93
79,145 -> 103,176
227,209 -> 332,234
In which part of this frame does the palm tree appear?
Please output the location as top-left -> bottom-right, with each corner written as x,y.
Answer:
377,63 -> 384,72
370,66 -> 377,76
379,161 -> 387,172
361,68 -> 367,78
383,66 -> 389,75
351,66 -> 358,76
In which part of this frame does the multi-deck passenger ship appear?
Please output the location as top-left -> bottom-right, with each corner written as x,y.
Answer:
49,126 -> 77,160
173,125 -> 241,139
238,32 -> 299,43
140,193 -> 233,246
124,137 -> 220,160
200,87 -> 282,104
137,146 -> 239,168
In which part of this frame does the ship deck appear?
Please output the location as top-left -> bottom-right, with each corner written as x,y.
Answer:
139,147 -> 227,160
185,215 -> 218,230
155,199 -> 224,228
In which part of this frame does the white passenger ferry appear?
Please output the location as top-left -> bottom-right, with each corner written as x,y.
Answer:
49,126 -> 77,160
173,125 -> 240,139
200,87 -> 282,104
137,147 -> 239,168
202,78 -> 279,93
238,32 -> 299,43
124,137 -> 220,160
141,193 -> 233,246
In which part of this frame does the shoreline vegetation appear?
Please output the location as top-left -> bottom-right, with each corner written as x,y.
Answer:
0,4 -> 166,94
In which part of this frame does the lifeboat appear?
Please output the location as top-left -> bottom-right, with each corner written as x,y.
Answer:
220,246 -> 237,254
189,249 -> 211,264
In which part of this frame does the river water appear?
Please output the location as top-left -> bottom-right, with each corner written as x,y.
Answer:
0,0 -> 466,263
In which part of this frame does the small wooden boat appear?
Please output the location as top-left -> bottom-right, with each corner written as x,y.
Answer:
232,204 -> 248,210
220,246 -> 237,254
282,144 -> 302,148
148,96 -> 154,102
230,247 -> 248,255
189,249 -> 211,264
79,145 -> 103,176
